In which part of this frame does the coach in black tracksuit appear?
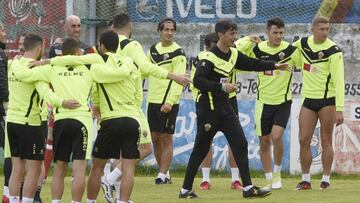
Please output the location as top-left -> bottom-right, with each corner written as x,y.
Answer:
179,19 -> 288,199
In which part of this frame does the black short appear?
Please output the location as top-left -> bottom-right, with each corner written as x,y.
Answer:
92,117 -> 140,160
256,100 -> 292,136
53,119 -> 89,162
303,97 -> 335,112
229,96 -> 239,115
0,117 -> 4,148
41,121 -> 48,141
147,103 -> 179,134
6,122 -> 44,160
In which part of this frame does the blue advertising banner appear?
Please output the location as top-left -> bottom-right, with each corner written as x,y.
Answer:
142,98 -> 291,172
128,0 -> 360,24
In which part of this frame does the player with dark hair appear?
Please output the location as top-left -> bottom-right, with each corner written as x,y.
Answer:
147,17 -> 187,184
236,17 -> 299,190
179,18 -> 289,199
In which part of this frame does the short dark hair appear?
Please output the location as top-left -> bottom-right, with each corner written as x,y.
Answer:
157,17 -> 176,32
113,13 -> 131,29
62,38 -> 80,55
215,18 -> 237,34
204,32 -> 218,48
267,17 -> 285,29
99,30 -> 119,52
23,34 -> 43,51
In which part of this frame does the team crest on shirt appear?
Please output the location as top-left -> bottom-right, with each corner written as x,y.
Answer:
163,53 -> 169,60
318,51 -> 324,59
204,123 -> 212,132
142,130 -> 148,137
278,52 -> 285,60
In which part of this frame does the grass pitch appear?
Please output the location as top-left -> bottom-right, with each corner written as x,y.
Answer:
2,176 -> 359,203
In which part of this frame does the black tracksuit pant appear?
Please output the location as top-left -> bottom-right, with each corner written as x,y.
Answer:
182,102 -> 252,190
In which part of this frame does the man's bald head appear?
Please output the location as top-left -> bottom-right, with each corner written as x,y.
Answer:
64,15 -> 81,39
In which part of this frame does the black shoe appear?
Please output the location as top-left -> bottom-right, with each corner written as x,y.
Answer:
33,199 -> 43,203
155,177 -> 172,184
243,186 -> 271,198
34,191 -> 42,203
179,190 -> 198,199
319,181 -> 330,190
295,181 -> 312,190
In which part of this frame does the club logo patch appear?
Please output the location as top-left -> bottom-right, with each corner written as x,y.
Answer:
278,52 -> 285,60
318,51 -> 324,59
204,123 -> 212,132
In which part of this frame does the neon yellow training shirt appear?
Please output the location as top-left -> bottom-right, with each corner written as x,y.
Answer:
147,42 -> 187,105
236,37 -> 299,104
49,53 -> 142,120
293,36 -> 344,111
7,57 -> 63,125
117,34 -> 169,79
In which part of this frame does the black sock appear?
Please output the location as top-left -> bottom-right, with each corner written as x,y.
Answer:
34,185 -> 42,201
3,158 -> 12,187
19,181 -> 24,199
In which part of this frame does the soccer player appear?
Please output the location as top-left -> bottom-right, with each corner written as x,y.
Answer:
16,32 -> 138,202
179,18 -> 289,199
4,33 -> 76,203
235,17 -> 299,190
39,30 -> 142,203
0,21 -> 9,203
100,14 -> 190,198
44,15 -> 95,184
49,15 -> 94,58
146,17 -> 187,184
191,32 -> 242,190
294,16 -> 344,190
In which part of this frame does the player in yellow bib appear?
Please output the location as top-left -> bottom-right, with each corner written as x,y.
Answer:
235,17 -> 300,190
293,16 -> 344,190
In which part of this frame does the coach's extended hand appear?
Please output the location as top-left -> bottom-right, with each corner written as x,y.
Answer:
275,63 -> 291,72
62,99 -> 81,109
168,73 -> 192,87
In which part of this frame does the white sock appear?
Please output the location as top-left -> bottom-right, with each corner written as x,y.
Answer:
201,167 -> 210,182
9,196 -> 20,203
265,172 -> 272,181
3,186 -> 9,196
86,199 -> 96,203
52,199 -> 61,203
274,165 -> 282,173
106,167 -> 122,185
302,173 -> 311,182
166,170 -> 171,178
115,182 -> 121,200
21,197 -> 34,203
157,172 -> 167,181
71,201 -> 80,203
103,162 -> 111,177
231,168 -> 240,182
322,175 -> 330,183
117,201 -> 127,203
243,185 -> 253,192
181,188 -> 189,194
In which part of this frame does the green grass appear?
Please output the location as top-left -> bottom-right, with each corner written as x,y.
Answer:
2,176 -> 360,203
